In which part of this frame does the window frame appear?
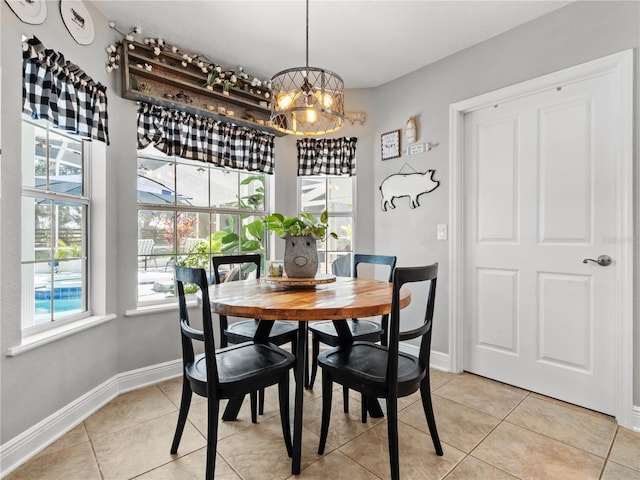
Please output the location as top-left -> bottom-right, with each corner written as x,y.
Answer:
298,174 -> 356,274
20,117 -> 92,335
136,147 -> 271,306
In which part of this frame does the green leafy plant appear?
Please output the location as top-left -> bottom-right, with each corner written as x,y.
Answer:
263,210 -> 338,241
55,239 -> 82,259
213,217 -> 264,253
223,79 -> 238,92
238,175 -> 265,210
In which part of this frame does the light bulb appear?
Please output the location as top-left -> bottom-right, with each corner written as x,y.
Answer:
277,92 -> 297,110
305,108 -> 318,123
314,91 -> 333,108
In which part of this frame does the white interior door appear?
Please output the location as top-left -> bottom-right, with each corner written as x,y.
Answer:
463,69 -> 621,415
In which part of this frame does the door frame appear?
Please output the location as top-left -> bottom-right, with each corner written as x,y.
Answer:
448,50 -> 634,427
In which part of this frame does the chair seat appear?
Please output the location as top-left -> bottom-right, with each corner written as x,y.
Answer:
309,320 -> 381,346
225,320 -> 298,345
317,342 -> 425,397
186,342 -> 296,397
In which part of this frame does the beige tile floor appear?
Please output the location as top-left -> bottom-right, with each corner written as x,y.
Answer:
6,370 -> 639,480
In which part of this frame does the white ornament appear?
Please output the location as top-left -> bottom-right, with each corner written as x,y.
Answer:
405,117 -> 417,144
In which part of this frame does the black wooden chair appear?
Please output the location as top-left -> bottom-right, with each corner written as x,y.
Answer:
212,254 -> 298,415
170,265 -> 295,480
317,263 -> 443,480
307,254 -> 396,417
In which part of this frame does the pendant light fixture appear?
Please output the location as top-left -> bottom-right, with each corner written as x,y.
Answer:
270,0 -> 344,136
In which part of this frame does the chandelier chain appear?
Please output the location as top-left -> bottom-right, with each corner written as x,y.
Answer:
305,0 -> 309,69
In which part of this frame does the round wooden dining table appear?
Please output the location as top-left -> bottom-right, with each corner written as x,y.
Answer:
207,275 -> 411,475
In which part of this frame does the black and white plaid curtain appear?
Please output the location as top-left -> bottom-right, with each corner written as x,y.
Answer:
137,103 -> 275,174
22,36 -> 109,144
297,137 -> 357,176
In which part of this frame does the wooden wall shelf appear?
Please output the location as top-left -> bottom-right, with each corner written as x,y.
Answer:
121,40 -> 283,136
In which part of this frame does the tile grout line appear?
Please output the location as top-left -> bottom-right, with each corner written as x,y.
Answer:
460,391 -> 533,480
83,421 -> 105,480
597,427 -> 619,480
501,396 -> 618,464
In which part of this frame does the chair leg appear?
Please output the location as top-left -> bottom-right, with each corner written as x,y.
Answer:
205,397 -> 220,480
170,376 -> 193,454
361,394 -> 368,423
318,371 -> 333,454
343,386 -> 349,413
386,395 -> 400,480
278,373 -> 293,458
250,391 -> 258,423
258,388 -> 265,415
308,335 -> 320,388
420,379 -> 443,455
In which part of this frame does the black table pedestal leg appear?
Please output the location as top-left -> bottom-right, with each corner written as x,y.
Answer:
222,320 -> 274,422
222,396 -> 244,421
291,320 -> 306,475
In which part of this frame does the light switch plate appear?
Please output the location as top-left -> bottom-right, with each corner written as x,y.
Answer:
437,224 -> 448,240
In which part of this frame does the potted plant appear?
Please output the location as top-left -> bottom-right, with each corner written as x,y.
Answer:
222,74 -> 238,95
263,211 -> 337,278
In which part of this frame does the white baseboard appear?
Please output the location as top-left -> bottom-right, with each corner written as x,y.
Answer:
398,343 -> 450,372
0,359 -> 182,478
633,406 -> 640,433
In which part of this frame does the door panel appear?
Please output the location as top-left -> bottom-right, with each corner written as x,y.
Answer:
537,272 -> 592,370
477,118 -> 519,243
539,99 -> 593,244
477,268 -> 519,353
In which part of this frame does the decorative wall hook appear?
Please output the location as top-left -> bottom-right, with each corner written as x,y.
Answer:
406,141 -> 439,156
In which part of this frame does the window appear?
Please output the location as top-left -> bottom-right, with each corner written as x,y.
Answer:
137,145 -> 269,304
21,118 -> 89,331
299,175 -> 354,274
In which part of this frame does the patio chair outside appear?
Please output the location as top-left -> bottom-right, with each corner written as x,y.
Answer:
138,238 -> 156,270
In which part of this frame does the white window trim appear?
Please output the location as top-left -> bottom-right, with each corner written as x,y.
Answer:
7,314 -> 116,357
125,298 -> 198,317
20,118 -> 92,332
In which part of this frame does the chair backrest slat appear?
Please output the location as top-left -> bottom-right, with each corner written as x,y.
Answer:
211,254 -> 261,284
386,263 -> 438,385
353,254 -> 397,282
174,265 -> 219,388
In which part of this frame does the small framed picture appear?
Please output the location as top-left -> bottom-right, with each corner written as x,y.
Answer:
381,130 -> 401,160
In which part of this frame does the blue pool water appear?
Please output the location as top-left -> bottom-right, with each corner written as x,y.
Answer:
34,284 -> 83,313
35,285 -> 82,300
35,297 -> 82,313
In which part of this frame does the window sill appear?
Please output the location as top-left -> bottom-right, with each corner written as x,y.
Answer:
125,299 -> 198,318
6,314 -> 117,357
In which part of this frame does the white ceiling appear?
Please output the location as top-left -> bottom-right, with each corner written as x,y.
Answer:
90,0 -> 573,89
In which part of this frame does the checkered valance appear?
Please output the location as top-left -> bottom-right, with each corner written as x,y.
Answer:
22,37 -> 109,144
137,103 -> 275,174
297,137 -> 357,176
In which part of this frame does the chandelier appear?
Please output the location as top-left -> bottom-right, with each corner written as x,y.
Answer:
270,0 -> 344,136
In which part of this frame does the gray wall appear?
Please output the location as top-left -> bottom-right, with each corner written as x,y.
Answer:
0,0 -> 637,448
1,0 -> 123,443
370,0 -> 639,402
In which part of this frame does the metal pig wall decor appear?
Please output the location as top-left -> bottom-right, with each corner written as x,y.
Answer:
379,169 -> 440,211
